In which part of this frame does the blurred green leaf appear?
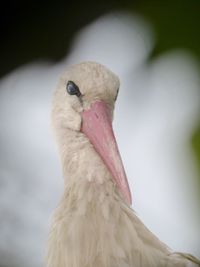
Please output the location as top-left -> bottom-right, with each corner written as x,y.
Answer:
133,0 -> 200,60
192,126 -> 200,182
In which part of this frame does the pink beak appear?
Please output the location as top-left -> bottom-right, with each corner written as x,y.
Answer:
81,100 -> 132,205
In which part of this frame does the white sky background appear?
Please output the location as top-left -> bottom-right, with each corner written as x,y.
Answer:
0,12 -> 200,267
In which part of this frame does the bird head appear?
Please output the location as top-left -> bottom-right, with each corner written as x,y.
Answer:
52,62 -> 132,205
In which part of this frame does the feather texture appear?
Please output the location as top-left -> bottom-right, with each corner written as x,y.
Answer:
46,129 -> 199,267
46,62 -> 200,267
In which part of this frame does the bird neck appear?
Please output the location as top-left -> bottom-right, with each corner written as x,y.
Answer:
56,128 -> 113,187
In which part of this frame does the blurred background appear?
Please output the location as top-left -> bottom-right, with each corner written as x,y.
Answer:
0,1 -> 200,266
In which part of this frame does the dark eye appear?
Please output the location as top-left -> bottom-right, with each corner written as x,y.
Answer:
66,81 -> 81,97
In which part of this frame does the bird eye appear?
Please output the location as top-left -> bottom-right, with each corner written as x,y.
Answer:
66,81 -> 81,97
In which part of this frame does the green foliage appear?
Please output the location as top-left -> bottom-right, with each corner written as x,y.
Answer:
134,0 -> 200,60
192,126 -> 200,183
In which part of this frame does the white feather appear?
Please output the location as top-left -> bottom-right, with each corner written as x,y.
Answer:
46,62 -> 200,267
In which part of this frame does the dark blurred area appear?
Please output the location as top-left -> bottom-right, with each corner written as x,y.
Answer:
0,0 -> 121,77
1,0 -> 200,76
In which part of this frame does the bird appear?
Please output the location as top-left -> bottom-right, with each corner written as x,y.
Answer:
46,62 -> 200,267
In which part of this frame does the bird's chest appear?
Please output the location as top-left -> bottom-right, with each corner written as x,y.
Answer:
47,181 -> 167,267
47,180 -> 133,267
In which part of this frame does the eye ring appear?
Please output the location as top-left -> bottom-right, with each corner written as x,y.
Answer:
66,81 -> 82,97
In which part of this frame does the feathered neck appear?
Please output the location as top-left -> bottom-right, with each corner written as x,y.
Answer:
56,128 -> 115,189
47,128 -> 169,267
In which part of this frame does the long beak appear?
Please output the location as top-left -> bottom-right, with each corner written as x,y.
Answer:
81,100 -> 132,205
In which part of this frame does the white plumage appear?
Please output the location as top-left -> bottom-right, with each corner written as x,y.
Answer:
46,62 -> 200,267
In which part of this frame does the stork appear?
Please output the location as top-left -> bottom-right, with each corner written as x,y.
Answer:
46,62 -> 200,267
